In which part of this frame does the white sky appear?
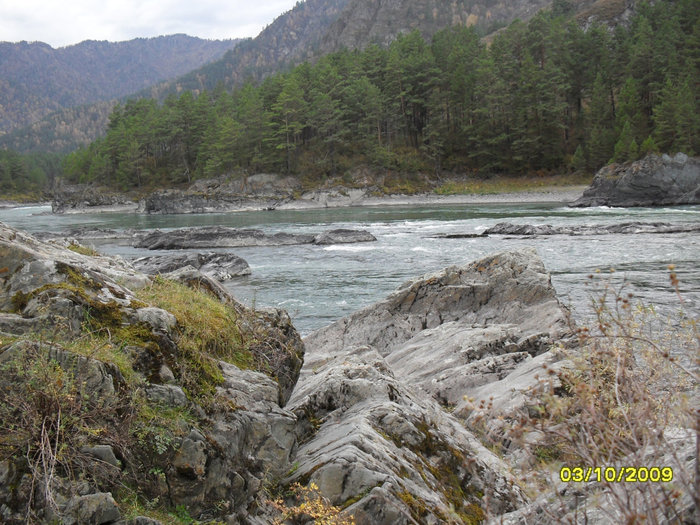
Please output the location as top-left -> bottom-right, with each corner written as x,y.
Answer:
0,0 -> 302,48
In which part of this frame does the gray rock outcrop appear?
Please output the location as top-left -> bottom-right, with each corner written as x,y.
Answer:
291,248 -> 575,522
287,346 -> 527,524
143,173 -> 301,214
135,226 -> 376,250
51,183 -> 139,214
571,153 -> 700,207
0,222 -> 305,524
132,252 -> 251,281
303,248 -> 572,365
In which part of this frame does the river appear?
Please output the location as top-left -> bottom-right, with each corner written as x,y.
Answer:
1,202 -> 699,335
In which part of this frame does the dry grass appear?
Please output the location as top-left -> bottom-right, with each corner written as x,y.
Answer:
504,268 -> 699,523
135,276 -> 253,403
435,172 -> 592,195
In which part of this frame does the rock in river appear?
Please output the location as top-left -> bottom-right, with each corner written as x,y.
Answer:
132,252 -> 251,281
483,221 -> 700,236
313,228 -> 377,244
571,153 -> 700,207
135,226 -> 376,249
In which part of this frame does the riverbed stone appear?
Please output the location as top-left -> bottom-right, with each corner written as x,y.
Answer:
62,492 -> 121,525
313,228 -> 377,244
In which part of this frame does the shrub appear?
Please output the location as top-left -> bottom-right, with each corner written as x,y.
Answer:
507,268 -> 698,523
270,482 -> 355,525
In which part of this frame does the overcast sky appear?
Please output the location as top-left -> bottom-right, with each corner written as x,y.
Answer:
0,0 -> 301,48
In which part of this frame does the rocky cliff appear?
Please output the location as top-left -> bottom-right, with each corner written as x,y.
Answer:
571,153 -> 700,207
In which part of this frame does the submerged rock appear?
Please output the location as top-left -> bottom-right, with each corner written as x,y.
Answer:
571,153 -> 700,207
483,221 -> 700,236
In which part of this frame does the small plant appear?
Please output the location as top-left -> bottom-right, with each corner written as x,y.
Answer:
67,242 -> 100,257
270,482 -> 355,524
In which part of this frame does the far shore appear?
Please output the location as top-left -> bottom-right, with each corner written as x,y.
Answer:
277,185 -> 588,209
2,185 -> 587,215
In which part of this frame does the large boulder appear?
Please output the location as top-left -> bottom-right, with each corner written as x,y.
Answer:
292,248 -> 574,523
287,346 -> 527,524
571,153 -> 700,207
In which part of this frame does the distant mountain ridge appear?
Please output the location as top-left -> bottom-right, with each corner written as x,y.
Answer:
147,0 -> 565,98
1,0 -> 643,154
0,35 -> 239,135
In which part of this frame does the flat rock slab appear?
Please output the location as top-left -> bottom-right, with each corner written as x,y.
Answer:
135,226 -> 375,250
483,221 -> 700,236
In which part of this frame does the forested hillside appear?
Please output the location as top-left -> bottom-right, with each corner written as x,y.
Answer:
2,0 -> 578,156
62,0 -> 700,191
140,0 -> 568,100
0,35 -> 239,135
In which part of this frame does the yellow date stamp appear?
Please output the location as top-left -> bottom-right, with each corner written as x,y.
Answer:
560,466 -> 673,483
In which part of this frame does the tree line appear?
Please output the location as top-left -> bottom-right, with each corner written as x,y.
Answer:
54,0 -> 700,190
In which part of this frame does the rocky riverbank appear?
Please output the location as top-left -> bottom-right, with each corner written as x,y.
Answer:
0,223 -> 695,524
50,171 -> 588,215
47,154 -> 700,215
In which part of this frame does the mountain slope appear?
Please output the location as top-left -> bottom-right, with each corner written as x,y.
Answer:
2,0 -> 645,154
148,0 -> 562,98
144,0 -> 350,98
0,35 -> 239,134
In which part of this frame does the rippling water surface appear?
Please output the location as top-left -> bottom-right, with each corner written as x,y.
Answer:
2,203 -> 699,335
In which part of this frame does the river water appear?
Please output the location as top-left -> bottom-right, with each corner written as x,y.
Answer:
2,203 -> 699,336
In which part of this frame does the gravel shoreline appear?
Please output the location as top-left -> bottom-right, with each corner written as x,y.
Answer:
280,186 -> 588,209
2,186 -> 587,214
